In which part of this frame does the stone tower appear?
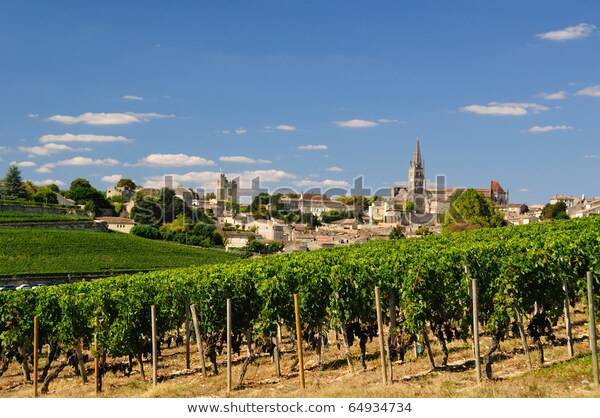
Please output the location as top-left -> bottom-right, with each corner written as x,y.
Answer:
408,138 -> 426,213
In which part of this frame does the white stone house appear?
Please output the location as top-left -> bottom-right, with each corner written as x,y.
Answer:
96,216 -> 135,233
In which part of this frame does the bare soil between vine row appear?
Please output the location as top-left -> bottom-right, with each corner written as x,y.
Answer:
1,308 -> 599,398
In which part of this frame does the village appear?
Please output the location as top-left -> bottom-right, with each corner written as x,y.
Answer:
79,139 -> 600,253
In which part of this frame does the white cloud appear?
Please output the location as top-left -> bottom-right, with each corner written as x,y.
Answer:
376,118 -> 400,124
9,161 -> 36,167
47,112 -> 174,125
219,156 -> 271,164
298,144 -> 328,151
326,166 -> 343,172
584,154 -> 600,159
235,128 -> 247,135
460,102 -> 549,116
37,156 -> 119,173
537,23 -> 596,41
19,143 -> 90,156
221,129 -> 231,135
35,179 -> 66,187
39,133 -> 130,144
27,113 -> 39,118
101,174 -> 123,183
527,125 -> 574,133
540,91 -> 567,100
143,169 -> 296,189
122,95 -> 144,101
576,85 -> 600,97
133,153 -> 215,167
267,124 -> 297,131
294,178 -> 350,189
335,119 -> 379,128
519,188 -> 529,192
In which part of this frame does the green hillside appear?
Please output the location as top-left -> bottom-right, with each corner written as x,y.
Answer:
0,210 -> 91,223
0,228 -> 241,276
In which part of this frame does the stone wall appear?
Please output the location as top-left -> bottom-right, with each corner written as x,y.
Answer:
0,203 -> 86,216
0,221 -> 108,232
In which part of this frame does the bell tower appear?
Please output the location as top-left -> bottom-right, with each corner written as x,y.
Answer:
408,138 -> 426,213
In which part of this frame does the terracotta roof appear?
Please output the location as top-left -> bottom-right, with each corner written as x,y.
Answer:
490,180 -> 505,194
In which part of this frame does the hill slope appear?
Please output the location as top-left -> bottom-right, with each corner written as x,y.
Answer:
0,228 -> 241,276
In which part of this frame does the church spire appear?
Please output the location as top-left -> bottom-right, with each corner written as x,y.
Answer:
413,138 -> 422,164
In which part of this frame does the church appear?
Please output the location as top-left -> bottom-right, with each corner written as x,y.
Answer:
368,139 -> 509,225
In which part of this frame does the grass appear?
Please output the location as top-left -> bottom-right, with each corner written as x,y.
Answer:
0,228 -> 241,275
0,210 -> 91,223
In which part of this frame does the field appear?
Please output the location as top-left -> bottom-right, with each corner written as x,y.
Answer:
0,308 -> 598,398
0,210 -> 91,224
0,228 -> 241,275
0,217 -> 599,398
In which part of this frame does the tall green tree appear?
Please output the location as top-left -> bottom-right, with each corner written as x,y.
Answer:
2,165 -> 27,199
443,188 -> 506,230
541,202 -> 569,220
66,178 -> 114,215
116,178 -> 137,191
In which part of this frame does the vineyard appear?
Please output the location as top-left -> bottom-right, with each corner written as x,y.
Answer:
0,217 -> 599,396
0,210 -> 91,224
0,228 -> 241,276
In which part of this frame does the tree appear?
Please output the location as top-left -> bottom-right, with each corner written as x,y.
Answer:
415,225 -> 432,236
32,187 -> 59,205
389,226 -> 405,240
519,204 -> 529,214
116,178 -> 137,191
159,188 -> 186,224
23,181 -> 37,197
541,202 -> 569,220
131,195 -> 162,225
2,166 -> 27,199
66,178 -> 114,215
404,201 -> 415,213
443,189 -> 506,230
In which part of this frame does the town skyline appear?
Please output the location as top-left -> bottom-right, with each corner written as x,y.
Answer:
1,1 -> 599,204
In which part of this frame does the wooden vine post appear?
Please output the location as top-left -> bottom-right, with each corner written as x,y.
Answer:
374,287 -> 388,385
514,306 -> 533,370
471,276 -> 481,383
587,271 -> 599,386
189,304 -> 207,377
185,308 -> 191,370
293,293 -> 306,390
151,305 -> 158,387
94,315 -> 102,394
563,281 -> 574,358
33,316 -> 38,398
273,322 -> 281,378
387,294 -> 396,382
226,298 -> 232,393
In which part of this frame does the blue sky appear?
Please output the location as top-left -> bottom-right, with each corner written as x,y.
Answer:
0,0 -> 599,203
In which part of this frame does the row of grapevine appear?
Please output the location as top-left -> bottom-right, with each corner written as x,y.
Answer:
1,217 -> 599,391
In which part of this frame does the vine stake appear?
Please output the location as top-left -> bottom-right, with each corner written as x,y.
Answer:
226,299 -> 232,393
587,272 -> 599,386
293,293 -> 305,390
471,276 -> 481,383
190,304 -> 207,378
185,308 -> 191,370
151,305 -> 157,387
33,316 -> 38,398
374,287 -> 388,385
514,306 -> 533,370
563,281 -> 574,358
